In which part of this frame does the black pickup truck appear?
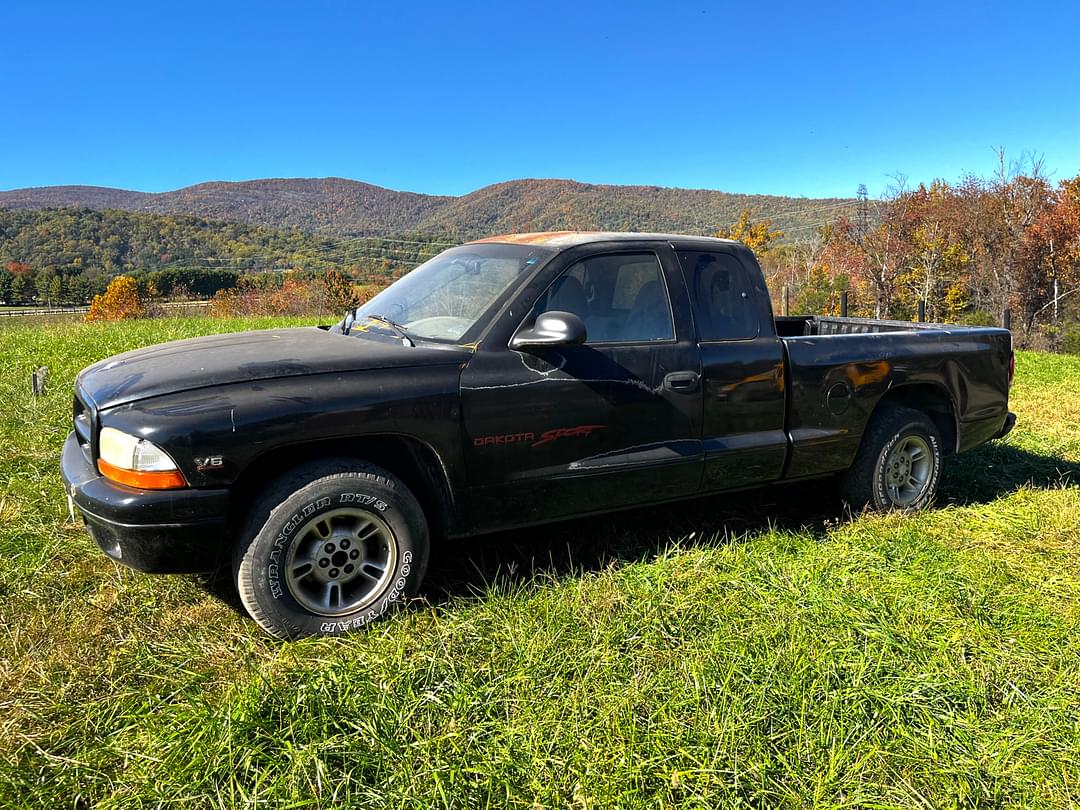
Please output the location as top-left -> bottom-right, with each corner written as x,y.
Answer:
62,232 -> 1016,638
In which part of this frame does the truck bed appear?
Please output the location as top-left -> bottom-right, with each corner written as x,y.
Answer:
775,315 -> 963,337
773,315 -> 1014,480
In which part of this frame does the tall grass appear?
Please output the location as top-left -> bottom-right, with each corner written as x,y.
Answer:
0,318 -> 1077,808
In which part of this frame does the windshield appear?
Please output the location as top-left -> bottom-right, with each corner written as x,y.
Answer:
353,243 -> 552,341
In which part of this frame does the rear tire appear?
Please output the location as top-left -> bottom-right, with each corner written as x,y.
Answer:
840,406 -> 942,512
234,459 -> 429,639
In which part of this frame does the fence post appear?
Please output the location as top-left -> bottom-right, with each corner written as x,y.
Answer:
1003,307 -> 1012,331
917,300 -> 926,323
782,285 -> 789,317
840,291 -> 848,318
31,366 -> 49,396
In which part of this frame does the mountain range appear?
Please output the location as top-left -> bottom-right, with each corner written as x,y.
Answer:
0,177 -> 855,241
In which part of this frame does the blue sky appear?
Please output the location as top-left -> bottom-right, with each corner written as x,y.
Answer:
3,0 -> 1078,199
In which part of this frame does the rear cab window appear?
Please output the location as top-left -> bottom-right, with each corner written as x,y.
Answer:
676,250 -> 760,341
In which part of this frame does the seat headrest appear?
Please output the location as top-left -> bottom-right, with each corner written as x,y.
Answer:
549,276 -> 588,318
631,281 -> 662,313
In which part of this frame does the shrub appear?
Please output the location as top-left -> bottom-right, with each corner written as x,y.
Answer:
209,276 -> 319,318
1063,322 -> 1080,354
957,310 -> 997,327
265,278 -> 316,315
203,274 -> 387,319
356,283 -> 384,304
321,269 -> 359,315
85,276 -> 145,321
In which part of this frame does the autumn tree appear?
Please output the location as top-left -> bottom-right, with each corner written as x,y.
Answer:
896,182 -> 970,321
265,277 -> 315,315
86,275 -> 145,321
762,228 -> 849,315
1017,175 -> 1080,335
715,209 -> 784,253
321,268 -> 359,314
972,152 -> 1053,326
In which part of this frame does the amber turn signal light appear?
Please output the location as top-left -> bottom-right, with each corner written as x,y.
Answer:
97,427 -> 187,490
98,457 -> 188,490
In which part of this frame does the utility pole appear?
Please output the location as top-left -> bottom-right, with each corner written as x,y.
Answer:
856,184 -> 869,240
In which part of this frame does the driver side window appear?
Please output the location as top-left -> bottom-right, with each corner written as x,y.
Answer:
533,253 -> 675,343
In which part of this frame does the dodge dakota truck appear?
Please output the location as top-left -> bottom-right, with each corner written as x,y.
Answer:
61,232 -> 1016,638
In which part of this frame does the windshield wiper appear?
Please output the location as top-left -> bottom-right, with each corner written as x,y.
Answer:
366,314 -> 415,347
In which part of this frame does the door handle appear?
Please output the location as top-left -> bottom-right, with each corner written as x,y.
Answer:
663,371 -> 700,393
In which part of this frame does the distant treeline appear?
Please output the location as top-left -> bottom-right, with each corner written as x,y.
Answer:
4,160 -> 1080,351
0,207 -> 448,305
756,155 -> 1080,350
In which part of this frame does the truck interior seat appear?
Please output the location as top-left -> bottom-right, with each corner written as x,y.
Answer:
621,281 -> 673,340
548,276 -> 589,320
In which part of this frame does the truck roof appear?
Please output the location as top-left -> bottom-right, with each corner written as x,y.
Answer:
468,231 -> 741,249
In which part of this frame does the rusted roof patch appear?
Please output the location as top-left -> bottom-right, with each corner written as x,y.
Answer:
468,231 -> 739,248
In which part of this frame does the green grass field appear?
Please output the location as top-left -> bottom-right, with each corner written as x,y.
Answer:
1,316 -> 1078,808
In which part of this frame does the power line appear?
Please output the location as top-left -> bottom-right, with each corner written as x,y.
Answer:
148,237 -> 446,271
729,199 -> 864,226
166,246 -> 436,266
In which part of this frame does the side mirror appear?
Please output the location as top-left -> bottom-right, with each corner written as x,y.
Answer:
510,311 -> 588,351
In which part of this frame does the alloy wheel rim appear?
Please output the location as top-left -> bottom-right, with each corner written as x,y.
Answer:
883,435 -> 933,506
283,508 -> 397,616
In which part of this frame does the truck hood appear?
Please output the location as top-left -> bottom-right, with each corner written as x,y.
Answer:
77,327 -> 471,410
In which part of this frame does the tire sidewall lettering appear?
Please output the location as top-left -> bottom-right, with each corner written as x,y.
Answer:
267,496 -> 332,598
266,494 -> 391,600
874,427 -> 940,509
239,465 -> 429,639
317,550 -> 414,634
338,492 -> 388,511
266,508 -> 413,632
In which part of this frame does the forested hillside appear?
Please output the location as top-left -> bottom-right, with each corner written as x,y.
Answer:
3,163 -> 1079,353
0,177 -> 853,239
0,208 -> 442,305
416,179 -> 853,238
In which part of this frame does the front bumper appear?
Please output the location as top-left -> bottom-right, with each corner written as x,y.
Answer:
60,431 -> 230,573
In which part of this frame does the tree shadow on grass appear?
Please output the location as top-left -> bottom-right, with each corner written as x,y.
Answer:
190,443 -> 1078,618
938,442 -> 1079,506
423,479 -> 843,606
188,478 -> 844,619
424,443 -> 1080,606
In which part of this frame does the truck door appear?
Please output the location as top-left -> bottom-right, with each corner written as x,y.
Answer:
674,247 -> 788,491
460,245 -> 703,531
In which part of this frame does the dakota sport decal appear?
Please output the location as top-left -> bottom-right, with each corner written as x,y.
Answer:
472,424 -> 605,449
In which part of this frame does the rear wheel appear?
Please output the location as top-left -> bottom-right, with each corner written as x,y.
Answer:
234,459 -> 429,639
840,406 -> 942,511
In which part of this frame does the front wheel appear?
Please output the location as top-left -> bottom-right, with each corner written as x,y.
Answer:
840,406 -> 943,511
234,460 -> 429,639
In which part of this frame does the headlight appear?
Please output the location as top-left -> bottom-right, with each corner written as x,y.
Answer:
98,427 -> 187,489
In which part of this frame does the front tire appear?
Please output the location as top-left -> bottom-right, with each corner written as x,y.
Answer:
840,406 -> 942,512
234,460 -> 429,639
